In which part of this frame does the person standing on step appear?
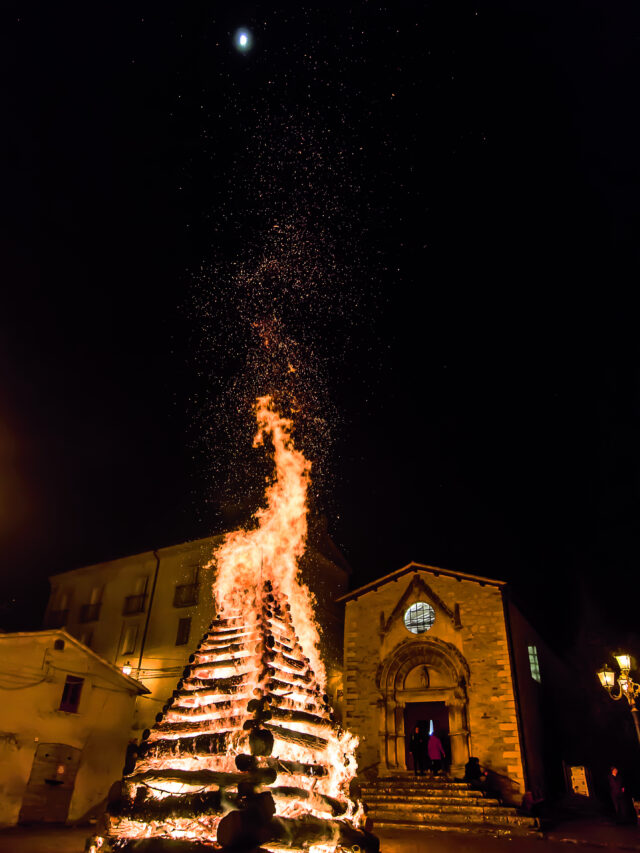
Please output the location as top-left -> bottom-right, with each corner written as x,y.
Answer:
428,730 -> 446,775
409,726 -> 427,776
608,766 -> 635,824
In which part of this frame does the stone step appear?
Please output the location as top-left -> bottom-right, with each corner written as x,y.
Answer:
363,794 -> 501,807
361,781 -> 473,792
373,775 -> 468,784
366,801 -> 526,818
361,785 -> 484,797
373,819 -> 540,837
369,807 -> 537,828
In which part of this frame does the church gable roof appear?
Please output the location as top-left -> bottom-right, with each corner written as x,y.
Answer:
383,573 -> 459,633
336,561 -> 505,604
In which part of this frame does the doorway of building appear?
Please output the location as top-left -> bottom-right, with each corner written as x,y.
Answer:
19,743 -> 82,823
404,701 -> 450,772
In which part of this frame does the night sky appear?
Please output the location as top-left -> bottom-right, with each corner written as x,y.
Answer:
1,1 -> 639,649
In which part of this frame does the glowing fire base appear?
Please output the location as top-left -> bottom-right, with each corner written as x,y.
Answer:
89,584 -> 378,851
88,399 -> 378,853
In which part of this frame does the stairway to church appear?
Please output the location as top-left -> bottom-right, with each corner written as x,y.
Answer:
359,774 -> 540,836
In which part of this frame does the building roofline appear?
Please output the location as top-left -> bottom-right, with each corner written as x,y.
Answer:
336,561 -> 506,603
0,629 -> 150,694
47,535 -> 224,581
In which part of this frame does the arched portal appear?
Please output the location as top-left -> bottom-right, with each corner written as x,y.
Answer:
376,639 -> 471,776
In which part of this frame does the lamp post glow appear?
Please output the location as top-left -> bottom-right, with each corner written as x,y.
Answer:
597,653 -> 640,745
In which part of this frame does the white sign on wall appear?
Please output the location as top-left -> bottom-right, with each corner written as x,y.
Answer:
569,765 -> 589,797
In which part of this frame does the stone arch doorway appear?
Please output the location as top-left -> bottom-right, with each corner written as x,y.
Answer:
377,639 -> 471,776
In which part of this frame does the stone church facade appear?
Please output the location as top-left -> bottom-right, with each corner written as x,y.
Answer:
339,562 -> 530,803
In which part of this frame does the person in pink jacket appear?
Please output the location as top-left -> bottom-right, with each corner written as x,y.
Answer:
428,732 -> 446,775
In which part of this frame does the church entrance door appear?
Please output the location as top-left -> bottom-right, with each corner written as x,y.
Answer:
404,701 -> 449,771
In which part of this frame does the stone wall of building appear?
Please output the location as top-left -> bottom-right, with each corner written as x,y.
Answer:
343,565 -> 526,803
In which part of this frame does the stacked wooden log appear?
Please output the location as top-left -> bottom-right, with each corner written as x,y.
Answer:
89,581 -> 378,853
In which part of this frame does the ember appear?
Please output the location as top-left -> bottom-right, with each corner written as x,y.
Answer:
88,397 -> 378,853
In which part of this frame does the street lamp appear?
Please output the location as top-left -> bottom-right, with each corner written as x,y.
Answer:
597,653 -> 640,745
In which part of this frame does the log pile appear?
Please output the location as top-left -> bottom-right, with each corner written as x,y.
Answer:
90,580 -> 378,853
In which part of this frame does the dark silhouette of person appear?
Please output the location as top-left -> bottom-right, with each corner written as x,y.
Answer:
609,766 -> 634,824
428,731 -> 446,775
464,757 -> 488,789
409,726 -> 427,776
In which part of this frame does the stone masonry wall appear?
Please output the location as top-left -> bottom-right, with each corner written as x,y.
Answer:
343,568 -> 525,803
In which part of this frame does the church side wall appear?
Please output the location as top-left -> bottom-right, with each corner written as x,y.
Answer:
461,583 -> 525,802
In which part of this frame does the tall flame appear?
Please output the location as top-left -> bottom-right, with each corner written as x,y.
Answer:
207,395 -> 325,686
88,395 -> 372,853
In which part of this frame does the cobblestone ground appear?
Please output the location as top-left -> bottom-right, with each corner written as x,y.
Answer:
1,823 -> 639,853
378,824 -> 640,852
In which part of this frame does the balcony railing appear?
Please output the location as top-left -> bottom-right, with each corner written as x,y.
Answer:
46,609 -> 69,628
123,594 -> 146,615
173,583 -> 199,608
79,602 -> 101,623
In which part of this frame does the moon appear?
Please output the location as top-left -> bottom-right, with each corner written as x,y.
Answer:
233,28 -> 253,53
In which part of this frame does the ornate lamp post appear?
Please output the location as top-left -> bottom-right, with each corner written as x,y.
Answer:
597,653 -> 640,745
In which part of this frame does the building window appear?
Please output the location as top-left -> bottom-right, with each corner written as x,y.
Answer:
123,577 -> 147,614
174,567 -> 199,608
176,617 -> 191,646
120,623 -> 138,655
59,676 -> 84,713
174,583 -> 198,608
47,590 -> 71,628
79,602 -> 101,622
80,586 -> 103,623
528,645 -> 541,683
403,601 -> 436,634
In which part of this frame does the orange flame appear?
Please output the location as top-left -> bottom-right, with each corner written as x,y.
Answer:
207,395 -> 325,686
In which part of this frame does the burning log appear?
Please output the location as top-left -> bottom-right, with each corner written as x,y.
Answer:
169,699 -> 233,716
126,767 -> 277,789
264,650 -> 308,672
267,677 -> 319,697
138,732 -> 231,759
266,757 -> 328,777
235,754 -> 328,778
154,716 -> 243,734
264,722 -> 329,750
270,786 -> 348,817
186,660 -> 253,679
269,706 -> 331,728
193,643 -> 250,659
110,790 -> 232,820
177,675 -> 245,693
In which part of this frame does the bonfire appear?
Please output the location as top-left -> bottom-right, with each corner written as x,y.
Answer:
88,397 -> 378,852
